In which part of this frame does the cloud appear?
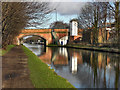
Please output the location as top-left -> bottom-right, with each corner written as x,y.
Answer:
48,2 -> 86,15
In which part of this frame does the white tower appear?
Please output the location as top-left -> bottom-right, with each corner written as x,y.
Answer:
70,19 -> 78,36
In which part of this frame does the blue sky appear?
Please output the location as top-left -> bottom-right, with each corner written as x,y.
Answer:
26,12 -> 78,29
39,13 -> 78,28
27,2 -> 86,29
26,1 -> 116,29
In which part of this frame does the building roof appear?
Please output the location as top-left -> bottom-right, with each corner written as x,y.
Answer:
70,19 -> 78,22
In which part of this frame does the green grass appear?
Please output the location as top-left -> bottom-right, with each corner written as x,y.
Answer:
0,45 -> 15,56
22,45 -> 75,88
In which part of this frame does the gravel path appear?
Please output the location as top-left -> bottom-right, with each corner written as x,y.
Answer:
2,45 -> 34,88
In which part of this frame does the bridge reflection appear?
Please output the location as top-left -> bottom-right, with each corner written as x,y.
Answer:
39,46 -> 120,73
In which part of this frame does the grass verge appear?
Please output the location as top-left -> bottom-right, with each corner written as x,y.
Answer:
0,45 -> 15,56
22,45 -> 75,88
47,44 -> 120,54
66,44 -> 120,54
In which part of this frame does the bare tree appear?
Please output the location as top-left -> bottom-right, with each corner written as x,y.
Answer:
0,1 -> 2,47
114,2 -> 120,47
78,3 -> 94,29
78,2 -> 103,45
107,2 -> 120,48
78,2 -> 119,46
2,2 -> 51,49
49,21 -> 69,29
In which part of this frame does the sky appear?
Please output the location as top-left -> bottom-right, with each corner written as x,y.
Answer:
32,2 -> 87,29
1,0 -> 94,29
17,0 -> 118,29
38,13 -> 78,28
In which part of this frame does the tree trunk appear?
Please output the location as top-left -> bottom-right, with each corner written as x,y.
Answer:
93,6 -> 99,46
115,2 -> 119,48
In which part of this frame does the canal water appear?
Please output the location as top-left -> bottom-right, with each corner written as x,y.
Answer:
23,43 -> 120,88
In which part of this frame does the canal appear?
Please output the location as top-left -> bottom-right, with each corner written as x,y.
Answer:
23,43 -> 120,88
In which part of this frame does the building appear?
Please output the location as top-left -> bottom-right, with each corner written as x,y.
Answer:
69,19 -> 81,42
59,36 -> 68,45
70,19 -> 78,36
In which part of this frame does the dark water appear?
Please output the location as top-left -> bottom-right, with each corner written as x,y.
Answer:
23,43 -> 120,88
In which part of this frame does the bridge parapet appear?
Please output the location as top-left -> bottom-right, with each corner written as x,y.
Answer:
21,29 -> 69,33
21,29 -> 52,33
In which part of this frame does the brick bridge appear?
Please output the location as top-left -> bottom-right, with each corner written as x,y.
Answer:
15,29 -> 69,45
14,28 -> 111,45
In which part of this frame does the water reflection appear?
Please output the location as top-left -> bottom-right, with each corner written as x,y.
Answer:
24,43 -> 120,88
23,43 -> 46,56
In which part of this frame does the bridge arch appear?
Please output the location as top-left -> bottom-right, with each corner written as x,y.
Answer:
16,33 -> 52,45
20,35 -> 47,45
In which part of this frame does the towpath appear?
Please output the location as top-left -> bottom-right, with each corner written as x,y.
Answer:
2,45 -> 34,88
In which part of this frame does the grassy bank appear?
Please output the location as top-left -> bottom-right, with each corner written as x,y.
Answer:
47,44 -> 120,54
0,45 -> 15,56
22,45 -> 75,88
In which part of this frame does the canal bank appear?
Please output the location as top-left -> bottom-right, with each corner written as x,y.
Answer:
2,44 -> 120,88
2,45 -> 75,88
0,45 -> 15,56
24,43 -> 120,88
47,44 -> 120,54
22,45 -> 75,88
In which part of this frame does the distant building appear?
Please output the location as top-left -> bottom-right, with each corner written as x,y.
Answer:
70,19 -> 78,36
59,36 -> 68,45
98,23 -> 115,43
68,19 -> 82,43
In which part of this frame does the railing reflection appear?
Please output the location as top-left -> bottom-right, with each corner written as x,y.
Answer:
59,48 -> 68,58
